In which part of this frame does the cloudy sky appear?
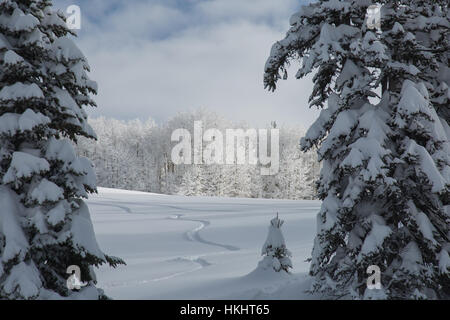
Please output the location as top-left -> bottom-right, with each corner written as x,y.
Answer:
53,0 -> 318,129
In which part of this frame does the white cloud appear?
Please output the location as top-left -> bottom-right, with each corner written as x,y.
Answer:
54,0 -> 319,128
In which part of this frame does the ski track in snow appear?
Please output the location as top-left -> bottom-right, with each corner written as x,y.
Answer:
90,200 -> 241,287
101,253 -> 233,289
169,214 -> 240,251
149,213 -> 241,282
90,200 -> 240,252
87,201 -> 133,214
102,262 -> 206,289
89,200 -> 239,251
89,189 -> 322,297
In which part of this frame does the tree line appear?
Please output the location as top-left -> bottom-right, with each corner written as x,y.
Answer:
76,109 -> 320,200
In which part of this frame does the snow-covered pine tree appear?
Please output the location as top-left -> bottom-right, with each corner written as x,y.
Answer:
412,1 -> 450,127
264,0 -> 449,299
259,214 -> 292,273
378,1 -> 450,299
0,0 -> 124,299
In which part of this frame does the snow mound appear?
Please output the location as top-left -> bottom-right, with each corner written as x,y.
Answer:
246,257 -> 292,281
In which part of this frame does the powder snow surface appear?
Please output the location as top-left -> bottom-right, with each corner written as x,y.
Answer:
89,188 -> 321,300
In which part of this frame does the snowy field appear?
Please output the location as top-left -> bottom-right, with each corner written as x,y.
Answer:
88,188 -> 321,300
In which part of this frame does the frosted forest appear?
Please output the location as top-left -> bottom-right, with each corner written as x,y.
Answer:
75,114 -> 320,200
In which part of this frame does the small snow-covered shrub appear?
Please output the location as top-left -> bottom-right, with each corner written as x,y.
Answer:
259,214 -> 292,273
